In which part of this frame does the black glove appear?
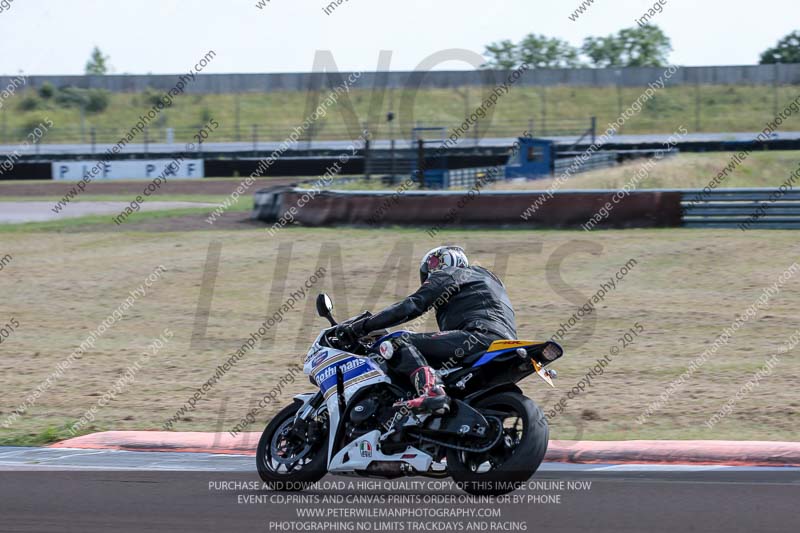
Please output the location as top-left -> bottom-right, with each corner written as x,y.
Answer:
336,317 -> 370,346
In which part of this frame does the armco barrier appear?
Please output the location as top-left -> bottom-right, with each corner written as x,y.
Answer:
254,187 -> 683,229
682,188 -> 800,229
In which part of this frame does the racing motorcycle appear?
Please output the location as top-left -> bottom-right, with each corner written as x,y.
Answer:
256,293 -> 563,496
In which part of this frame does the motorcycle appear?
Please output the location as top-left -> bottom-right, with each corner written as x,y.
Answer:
256,293 -> 563,496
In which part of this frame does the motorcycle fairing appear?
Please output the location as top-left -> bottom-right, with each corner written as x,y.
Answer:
370,330 -> 413,350
308,350 -> 392,463
471,339 -> 547,367
328,430 -> 433,474
311,352 -> 385,401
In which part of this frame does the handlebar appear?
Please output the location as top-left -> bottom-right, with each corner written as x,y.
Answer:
323,311 -> 375,353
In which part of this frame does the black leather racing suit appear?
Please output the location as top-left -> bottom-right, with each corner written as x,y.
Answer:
362,265 -> 517,376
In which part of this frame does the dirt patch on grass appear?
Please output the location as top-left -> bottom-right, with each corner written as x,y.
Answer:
119,212 -> 266,232
0,228 -> 798,445
59,210 -> 264,233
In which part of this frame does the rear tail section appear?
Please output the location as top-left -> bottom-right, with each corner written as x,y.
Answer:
473,339 -> 563,368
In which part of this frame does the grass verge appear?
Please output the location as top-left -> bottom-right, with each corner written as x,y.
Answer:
4,85 -> 800,144
489,151 -> 800,191
0,227 -> 798,445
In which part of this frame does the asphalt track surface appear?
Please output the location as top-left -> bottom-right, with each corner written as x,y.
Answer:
1,447 -> 798,533
0,201 -> 218,224
0,177 -> 296,197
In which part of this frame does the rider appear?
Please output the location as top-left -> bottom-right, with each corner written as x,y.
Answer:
336,246 -> 517,414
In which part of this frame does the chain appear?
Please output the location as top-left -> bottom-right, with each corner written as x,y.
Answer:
407,416 -> 504,454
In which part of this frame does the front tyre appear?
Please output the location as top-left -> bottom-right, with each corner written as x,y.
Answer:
446,392 -> 549,496
256,400 -> 328,491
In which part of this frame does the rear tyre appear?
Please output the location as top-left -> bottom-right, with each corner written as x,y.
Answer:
256,400 -> 328,491
446,392 -> 548,496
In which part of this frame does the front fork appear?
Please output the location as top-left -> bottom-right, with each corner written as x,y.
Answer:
294,392 -> 323,420
292,392 -> 326,445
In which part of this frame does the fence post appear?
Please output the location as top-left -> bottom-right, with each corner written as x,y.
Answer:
417,139 -> 426,189
364,138 -> 371,180
144,128 -> 149,154
541,87 -> 547,135
615,69 -> 623,133
590,116 -> 596,145
252,124 -> 258,153
694,80 -> 701,132
306,118 -> 315,150
90,128 -> 96,155
773,63 -> 779,119
80,105 -> 86,144
389,115 -> 396,179
235,93 -> 241,142
389,138 -> 397,179
528,118 -> 534,136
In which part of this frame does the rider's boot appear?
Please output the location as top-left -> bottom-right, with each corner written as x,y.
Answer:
396,366 -> 450,414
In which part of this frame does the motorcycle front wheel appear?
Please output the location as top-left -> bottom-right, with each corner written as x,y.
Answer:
446,391 -> 549,496
256,400 -> 328,491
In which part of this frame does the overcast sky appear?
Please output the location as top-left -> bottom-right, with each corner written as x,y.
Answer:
0,0 -> 796,75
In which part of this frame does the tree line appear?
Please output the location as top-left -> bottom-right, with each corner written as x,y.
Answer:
483,26 -> 800,69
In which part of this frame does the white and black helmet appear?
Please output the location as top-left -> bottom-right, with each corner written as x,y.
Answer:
419,246 -> 469,283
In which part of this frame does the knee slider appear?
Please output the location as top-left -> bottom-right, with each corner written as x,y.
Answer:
392,343 -> 426,368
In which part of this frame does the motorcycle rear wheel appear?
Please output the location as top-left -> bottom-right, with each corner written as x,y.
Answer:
256,400 -> 328,491
446,391 -> 549,496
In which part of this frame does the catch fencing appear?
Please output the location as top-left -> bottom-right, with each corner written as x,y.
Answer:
0,118 -> 595,148
554,152 -> 618,174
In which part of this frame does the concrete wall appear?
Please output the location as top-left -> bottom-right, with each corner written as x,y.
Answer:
254,188 -> 684,229
4,64 -> 800,94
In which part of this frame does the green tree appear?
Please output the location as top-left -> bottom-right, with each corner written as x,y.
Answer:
760,30 -> 800,64
38,82 -> 56,99
617,25 -> 672,67
483,34 -> 580,69
85,46 -> 110,75
484,26 -> 672,70
483,40 -> 519,69
582,25 -> 671,67
518,34 -> 581,68
54,87 -> 110,114
581,35 -> 626,67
